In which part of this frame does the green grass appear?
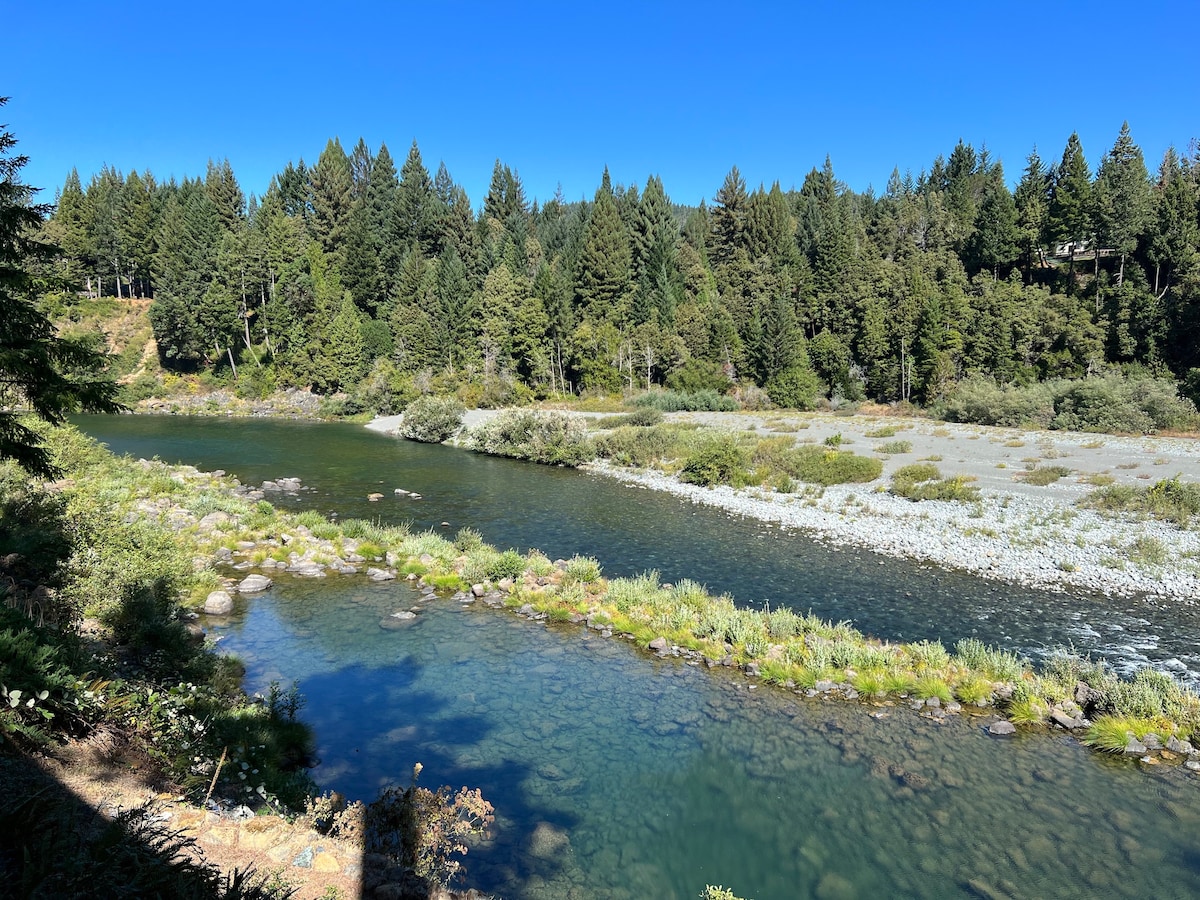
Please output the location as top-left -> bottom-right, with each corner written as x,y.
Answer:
1084,476 -> 1200,528
890,464 -> 981,502
1018,465 -> 1072,486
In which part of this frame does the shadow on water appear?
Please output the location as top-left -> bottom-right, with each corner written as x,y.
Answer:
213,579 -> 584,897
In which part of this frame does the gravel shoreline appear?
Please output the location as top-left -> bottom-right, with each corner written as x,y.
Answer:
370,408 -> 1200,604
585,460 -> 1200,602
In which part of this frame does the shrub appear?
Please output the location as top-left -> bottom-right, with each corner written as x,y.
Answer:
562,555 -> 602,585
891,464 -> 980,502
941,372 -> 1197,434
680,435 -> 747,486
631,389 -> 738,412
467,409 -> 594,466
787,446 -> 882,485
765,366 -> 823,410
1084,476 -> 1200,527
453,527 -> 485,552
399,396 -> 465,443
1019,465 -> 1072,486
600,407 -> 664,428
876,440 -> 912,455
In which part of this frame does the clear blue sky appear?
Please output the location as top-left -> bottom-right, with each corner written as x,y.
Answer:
8,0 -> 1198,209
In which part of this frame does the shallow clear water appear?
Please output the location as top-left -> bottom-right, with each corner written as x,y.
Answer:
76,415 -> 1200,682
72,415 -> 1200,898
209,574 -> 1200,899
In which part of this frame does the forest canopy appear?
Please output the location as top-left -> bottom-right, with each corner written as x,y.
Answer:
37,124 -> 1200,416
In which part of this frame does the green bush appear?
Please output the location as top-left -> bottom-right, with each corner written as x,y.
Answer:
399,396 -> 465,443
941,372 -> 1197,433
467,409 -> 594,466
680,435 -> 747,486
891,464 -> 980,502
600,407 -> 665,428
786,446 -> 882,486
631,389 -> 738,412
765,366 -> 823,410
1085,476 -> 1200,527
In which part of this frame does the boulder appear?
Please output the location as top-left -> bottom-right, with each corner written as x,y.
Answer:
1124,736 -> 1149,755
237,574 -> 273,593
204,590 -> 234,615
197,511 -> 234,532
648,637 -> 668,651
987,720 -> 1016,736
1167,735 -> 1195,755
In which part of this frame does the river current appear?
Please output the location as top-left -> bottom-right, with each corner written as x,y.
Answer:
74,415 -> 1200,899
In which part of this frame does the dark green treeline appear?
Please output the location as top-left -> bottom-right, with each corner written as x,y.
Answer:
38,125 -> 1200,409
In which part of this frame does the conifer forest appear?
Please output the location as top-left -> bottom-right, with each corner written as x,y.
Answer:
38,124 -> 1200,414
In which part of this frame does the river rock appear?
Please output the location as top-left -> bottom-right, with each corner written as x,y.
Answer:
1124,736 -> 1149,755
287,561 -> 325,577
471,583 -> 485,597
1143,733 -> 1164,750
237,574 -> 273,593
367,567 -> 396,581
203,590 -> 234,615
648,637 -> 668,651
1050,710 -> 1086,730
197,511 -> 234,532
987,720 -> 1016,736
367,493 -> 383,501
1167,735 -> 1195,755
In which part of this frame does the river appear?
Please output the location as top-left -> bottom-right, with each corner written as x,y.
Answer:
74,414 -> 1200,899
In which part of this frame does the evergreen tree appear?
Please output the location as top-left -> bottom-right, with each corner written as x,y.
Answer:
0,103 -> 121,475
395,140 -> 437,255
1047,133 -> 1093,286
1093,122 -> 1152,285
310,138 -> 353,254
966,162 -> 1018,278
204,158 -> 245,232
1014,148 -> 1049,281
710,165 -> 747,266
575,180 -> 632,322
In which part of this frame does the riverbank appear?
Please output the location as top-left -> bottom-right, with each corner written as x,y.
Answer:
370,408 -> 1200,603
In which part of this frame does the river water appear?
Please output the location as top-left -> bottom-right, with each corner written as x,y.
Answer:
74,415 -> 1200,898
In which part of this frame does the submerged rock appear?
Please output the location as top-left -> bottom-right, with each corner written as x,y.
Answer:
987,720 -> 1016,736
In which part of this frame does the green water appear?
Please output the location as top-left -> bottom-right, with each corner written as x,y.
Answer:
76,415 -> 1200,682
72,416 -> 1200,898
211,575 -> 1200,899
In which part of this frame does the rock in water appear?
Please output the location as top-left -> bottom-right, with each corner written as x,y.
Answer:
237,574 -> 273,593
988,720 -> 1016,736
203,590 -> 234,615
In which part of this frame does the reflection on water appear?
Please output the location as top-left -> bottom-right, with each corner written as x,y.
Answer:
210,576 -> 1200,900
76,414 -> 1200,684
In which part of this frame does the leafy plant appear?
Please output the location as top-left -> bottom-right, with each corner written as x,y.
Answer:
399,396 -> 465,443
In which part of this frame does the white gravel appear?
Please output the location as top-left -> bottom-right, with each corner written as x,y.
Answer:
369,408 -> 1200,602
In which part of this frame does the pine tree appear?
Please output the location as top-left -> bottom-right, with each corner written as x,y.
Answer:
1047,133 -> 1092,286
0,103 -> 121,475
1014,148 -> 1049,281
395,140 -> 436,255
966,163 -> 1018,279
204,158 -> 245,232
310,138 -> 353,254
575,180 -> 632,322
1093,122 -> 1152,285
710,165 -> 747,267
